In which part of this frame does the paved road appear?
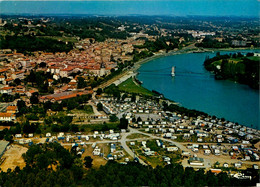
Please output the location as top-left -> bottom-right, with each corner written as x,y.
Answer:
119,130 -> 148,166
88,100 -> 102,116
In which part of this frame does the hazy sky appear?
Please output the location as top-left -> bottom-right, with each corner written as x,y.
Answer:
0,0 -> 259,17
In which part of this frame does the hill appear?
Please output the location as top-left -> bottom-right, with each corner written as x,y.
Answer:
204,52 -> 259,89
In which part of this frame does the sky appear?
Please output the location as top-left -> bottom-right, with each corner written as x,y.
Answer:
0,0 -> 259,17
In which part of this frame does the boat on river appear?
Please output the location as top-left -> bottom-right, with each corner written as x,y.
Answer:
171,66 -> 175,76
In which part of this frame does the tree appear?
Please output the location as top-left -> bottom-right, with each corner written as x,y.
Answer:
237,52 -> 244,58
17,100 -> 27,115
119,118 -> 128,129
36,154 -> 50,169
39,62 -> 46,68
109,114 -> 118,122
137,116 -> 142,122
77,77 -> 87,89
246,52 -> 254,57
84,156 -> 93,168
121,93 -> 127,101
96,88 -> 103,95
97,103 -> 103,111
131,94 -> 136,102
30,92 -> 39,104
14,78 -> 21,85
110,68 -> 115,73
67,99 -> 78,110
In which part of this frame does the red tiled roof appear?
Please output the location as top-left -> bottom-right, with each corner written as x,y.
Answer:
0,113 -> 14,117
0,68 -> 9,73
5,78 -> 13,82
6,106 -> 17,111
0,86 -> 14,90
16,85 -> 24,89
54,92 -> 84,101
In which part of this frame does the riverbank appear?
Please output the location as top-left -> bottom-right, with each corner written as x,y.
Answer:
132,44 -> 199,72
133,47 -> 259,130
133,46 -> 259,74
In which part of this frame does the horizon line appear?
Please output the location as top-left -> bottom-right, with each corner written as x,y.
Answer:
0,13 -> 258,18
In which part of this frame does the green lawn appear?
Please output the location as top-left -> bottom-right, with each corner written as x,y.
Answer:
118,78 -> 155,96
80,122 -> 120,132
126,133 -> 149,139
247,56 -> 260,61
144,156 -> 164,168
70,105 -> 94,114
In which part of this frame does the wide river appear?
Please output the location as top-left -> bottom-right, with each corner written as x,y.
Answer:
137,50 -> 259,129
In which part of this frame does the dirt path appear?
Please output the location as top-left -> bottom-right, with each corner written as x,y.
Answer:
0,144 -> 28,172
88,100 -> 102,116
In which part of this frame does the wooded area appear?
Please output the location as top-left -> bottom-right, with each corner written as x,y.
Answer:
0,143 -> 256,186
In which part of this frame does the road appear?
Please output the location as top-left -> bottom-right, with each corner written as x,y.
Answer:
119,127 -> 190,166
0,102 -> 14,112
88,100 -> 102,116
119,129 -> 148,166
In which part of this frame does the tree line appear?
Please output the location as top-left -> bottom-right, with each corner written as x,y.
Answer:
0,35 -> 73,53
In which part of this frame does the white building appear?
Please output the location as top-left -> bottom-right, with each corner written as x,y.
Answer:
0,113 -> 16,121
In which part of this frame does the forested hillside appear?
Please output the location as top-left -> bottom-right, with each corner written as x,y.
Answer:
204,52 -> 259,89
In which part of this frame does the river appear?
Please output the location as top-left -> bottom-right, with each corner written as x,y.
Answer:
137,50 -> 259,129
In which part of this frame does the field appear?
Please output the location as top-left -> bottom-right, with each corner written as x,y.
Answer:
247,56 -> 260,61
0,145 -> 28,172
80,122 -> 120,132
126,133 -> 149,139
118,78 -> 155,96
81,144 -> 108,169
71,105 -> 94,115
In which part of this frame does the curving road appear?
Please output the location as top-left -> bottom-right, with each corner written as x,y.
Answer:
119,130 -> 148,165
119,127 -> 190,166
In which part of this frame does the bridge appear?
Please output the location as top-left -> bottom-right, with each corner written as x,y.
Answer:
138,66 -> 207,76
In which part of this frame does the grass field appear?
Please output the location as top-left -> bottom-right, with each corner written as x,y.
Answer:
126,133 -> 149,139
71,105 -> 94,115
118,78 -> 155,96
247,56 -> 260,61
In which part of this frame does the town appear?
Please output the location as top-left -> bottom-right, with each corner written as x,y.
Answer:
0,15 -> 259,186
